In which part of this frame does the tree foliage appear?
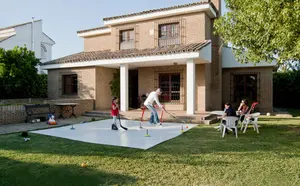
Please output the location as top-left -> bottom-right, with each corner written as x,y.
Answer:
273,70 -> 300,108
0,46 -> 47,99
109,70 -> 120,98
214,0 -> 300,65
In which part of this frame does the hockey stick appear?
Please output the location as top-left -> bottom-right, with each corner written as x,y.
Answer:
118,114 -> 128,130
162,108 -> 186,123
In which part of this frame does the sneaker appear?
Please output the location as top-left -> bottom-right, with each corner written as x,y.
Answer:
112,124 -> 118,130
156,123 -> 163,127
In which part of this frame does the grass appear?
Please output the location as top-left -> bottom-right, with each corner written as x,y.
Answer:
1,116 -> 300,185
287,109 -> 300,117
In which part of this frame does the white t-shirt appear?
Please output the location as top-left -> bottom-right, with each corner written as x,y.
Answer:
144,91 -> 163,107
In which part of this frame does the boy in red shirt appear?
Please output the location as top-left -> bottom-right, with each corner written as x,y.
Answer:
111,97 -> 119,130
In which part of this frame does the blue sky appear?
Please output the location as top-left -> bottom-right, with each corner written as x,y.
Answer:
0,0 -> 226,60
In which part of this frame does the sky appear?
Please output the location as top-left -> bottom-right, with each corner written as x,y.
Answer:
0,0 -> 226,60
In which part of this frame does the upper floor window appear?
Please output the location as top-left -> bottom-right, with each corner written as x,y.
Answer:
120,29 -> 134,50
159,23 -> 180,47
62,74 -> 78,96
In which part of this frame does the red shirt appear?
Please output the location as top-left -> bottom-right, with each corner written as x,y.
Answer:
111,102 -> 119,116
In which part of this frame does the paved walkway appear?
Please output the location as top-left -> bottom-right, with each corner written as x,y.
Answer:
0,116 -> 105,135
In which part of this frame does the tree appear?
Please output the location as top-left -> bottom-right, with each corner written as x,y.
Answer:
109,70 -> 120,98
214,0 -> 300,65
0,46 -> 47,99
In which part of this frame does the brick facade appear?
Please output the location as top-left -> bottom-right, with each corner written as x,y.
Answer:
95,67 -> 116,109
48,67 -> 96,99
138,64 -> 208,111
84,13 -> 207,52
84,33 -> 112,52
222,67 -> 273,113
45,0 -> 274,113
0,99 -> 94,125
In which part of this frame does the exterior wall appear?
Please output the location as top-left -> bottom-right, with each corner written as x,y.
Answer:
0,105 -> 26,125
138,65 -> 185,111
108,12 -> 206,51
0,99 -> 94,125
0,20 -> 55,74
196,64 -> 206,111
84,33 -> 113,52
222,67 -> 273,113
204,63 -> 212,111
222,47 -> 277,68
211,0 -> 221,11
41,33 -> 54,62
95,67 -> 116,109
0,20 -> 54,61
138,64 -> 207,111
47,67 -> 96,100
0,21 -> 42,58
40,42 -> 52,63
202,13 -> 222,110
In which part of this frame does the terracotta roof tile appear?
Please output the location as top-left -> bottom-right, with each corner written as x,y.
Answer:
77,26 -> 109,34
103,0 -> 217,21
43,41 -> 211,66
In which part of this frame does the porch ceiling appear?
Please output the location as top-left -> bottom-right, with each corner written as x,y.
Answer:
101,57 -> 208,69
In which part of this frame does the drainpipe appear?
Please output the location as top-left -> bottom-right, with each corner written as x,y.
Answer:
31,17 -> 34,51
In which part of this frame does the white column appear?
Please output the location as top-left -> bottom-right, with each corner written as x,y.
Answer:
186,59 -> 195,115
120,64 -> 129,111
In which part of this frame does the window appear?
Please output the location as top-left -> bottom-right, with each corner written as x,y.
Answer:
159,73 -> 180,102
233,74 -> 257,102
158,23 -> 180,46
41,44 -> 47,59
120,29 -> 134,50
62,74 -> 78,95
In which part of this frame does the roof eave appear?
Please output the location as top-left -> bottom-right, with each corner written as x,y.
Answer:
77,28 -> 112,38
103,4 -> 217,26
41,51 -> 207,70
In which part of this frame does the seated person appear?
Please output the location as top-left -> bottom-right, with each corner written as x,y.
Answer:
221,102 -> 238,134
237,99 -> 249,122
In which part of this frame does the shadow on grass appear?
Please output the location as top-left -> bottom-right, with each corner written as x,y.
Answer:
259,117 -> 300,121
0,157 -> 136,186
149,124 -> 300,157
1,122 -> 300,160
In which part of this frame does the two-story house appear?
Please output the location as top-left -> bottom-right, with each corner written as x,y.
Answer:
0,19 -> 55,74
42,0 -> 275,114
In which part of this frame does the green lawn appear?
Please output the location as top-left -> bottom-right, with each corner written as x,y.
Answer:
1,116 -> 300,186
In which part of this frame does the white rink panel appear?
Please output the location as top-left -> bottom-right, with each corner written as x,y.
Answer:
31,119 -> 197,150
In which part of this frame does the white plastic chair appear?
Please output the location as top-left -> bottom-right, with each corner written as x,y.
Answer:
241,112 -> 260,133
221,116 -> 239,138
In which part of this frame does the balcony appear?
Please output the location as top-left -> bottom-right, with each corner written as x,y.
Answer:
158,37 -> 180,47
120,40 -> 135,50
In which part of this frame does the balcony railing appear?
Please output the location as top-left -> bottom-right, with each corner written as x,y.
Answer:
158,37 -> 180,47
120,40 -> 135,50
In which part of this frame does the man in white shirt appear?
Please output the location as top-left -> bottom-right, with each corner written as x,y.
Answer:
144,88 -> 164,126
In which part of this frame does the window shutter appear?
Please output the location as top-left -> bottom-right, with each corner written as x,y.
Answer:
135,25 -> 139,49
154,22 -> 158,47
180,18 -> 186,45
115,28 -> 120,50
